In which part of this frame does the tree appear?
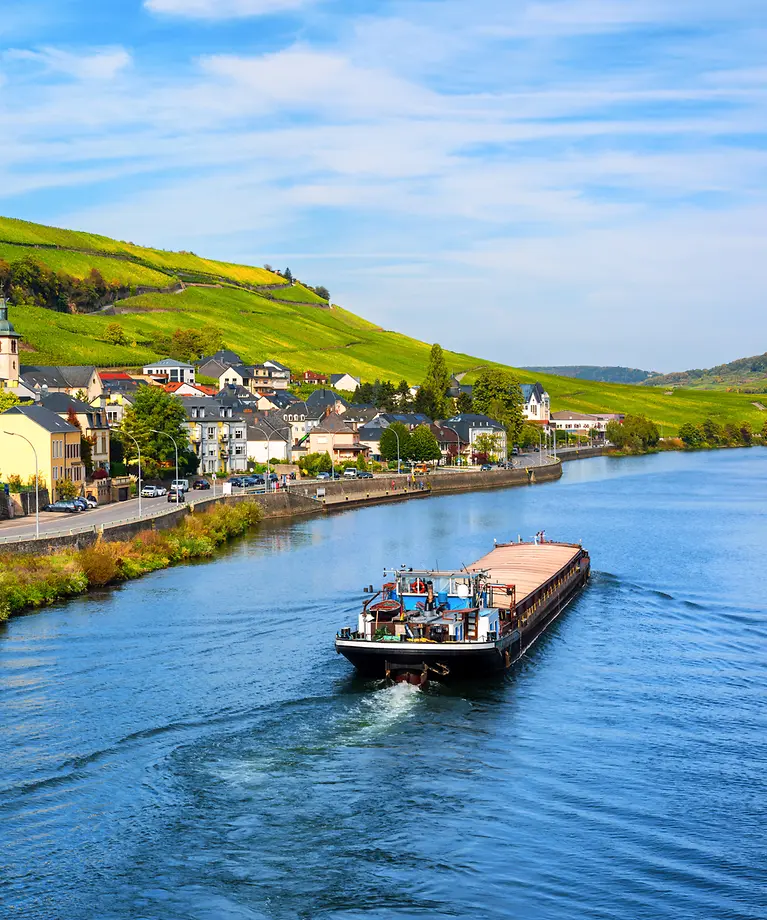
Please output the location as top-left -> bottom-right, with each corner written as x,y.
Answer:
518,422 -> 542,448
0,390 -> 20,413
472,368 -> 524,446
701,418 -> 723,446
395,379 -> 412,410
374,380 -> 397,411
456,391 -> 473,413
421,344 -> 451,419
606,415 -> 660,453
409,425 -> 441,462
315,285 -> 330,301
472,432 -> 503,463
298,452 -> 332,477
104,322 -> 129,346
284,267 -> 293,283
56,478 -> 79,500
679,423 -> 704,449
354,382 -> 376,404
355,451 -> 369,470
380,422 -> 411,463
120,387 -> 193,478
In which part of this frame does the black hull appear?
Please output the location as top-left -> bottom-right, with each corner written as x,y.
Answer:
336,559 -> 589,682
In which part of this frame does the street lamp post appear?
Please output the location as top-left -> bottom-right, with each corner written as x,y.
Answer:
264,425 -> 290,491
121,431 -> 142,517
3,431 -> 39,538
387,425 -> 401,475
149,429 -> 179,491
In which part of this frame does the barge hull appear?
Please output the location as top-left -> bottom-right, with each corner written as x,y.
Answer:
336,554 -> 589,681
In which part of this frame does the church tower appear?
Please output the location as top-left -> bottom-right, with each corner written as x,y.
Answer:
0,299 -> 21,388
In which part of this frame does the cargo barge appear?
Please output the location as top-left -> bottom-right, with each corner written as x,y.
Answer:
335,537 -> 590,683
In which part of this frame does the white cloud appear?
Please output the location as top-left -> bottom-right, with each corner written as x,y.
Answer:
198,47 -> 439,117
144,0 -> 313,18
4,46 -> 131,80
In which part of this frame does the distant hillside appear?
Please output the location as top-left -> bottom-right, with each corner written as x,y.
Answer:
644,352 -> 767,392
2,215 -> 765,433
523,365 -> 656,385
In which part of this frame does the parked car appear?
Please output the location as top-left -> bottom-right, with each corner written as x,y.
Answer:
248,475 -> 265,486
71,497 -> 91,511
480,463 -> 493,471
43,500 -> 82,513
141,484 -> 167,497
357,471 -> 374,479
167,486 -> 186,503
171,478 -> 189,492
83,494 -> 98,508
268,473 -> 279,483
343,469 -> 358,479
228,477 -> 246,488
316,471 -> 331,480
192,479 -> 210,490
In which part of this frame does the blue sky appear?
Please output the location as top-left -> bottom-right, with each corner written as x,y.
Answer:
1,0 -> 766,371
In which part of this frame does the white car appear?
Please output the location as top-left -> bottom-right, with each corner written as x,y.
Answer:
171,479 -> 189,492
141,484 -> 167,497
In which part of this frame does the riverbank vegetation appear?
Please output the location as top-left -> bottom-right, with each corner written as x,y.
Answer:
0,501 -> 262,622
677,418 -> 761,450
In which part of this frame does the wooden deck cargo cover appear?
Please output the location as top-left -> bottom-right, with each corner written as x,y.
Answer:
469,542 -> 582,605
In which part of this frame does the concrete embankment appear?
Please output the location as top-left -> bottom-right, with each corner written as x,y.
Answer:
558,447 -> 605,463
290,461 -> 562,509
4,491 -> 321,556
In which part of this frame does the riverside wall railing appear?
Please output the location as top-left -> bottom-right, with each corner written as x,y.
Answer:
0,458 -> 564,554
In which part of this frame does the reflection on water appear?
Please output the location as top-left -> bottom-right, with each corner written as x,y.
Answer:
1,450 -> 766,920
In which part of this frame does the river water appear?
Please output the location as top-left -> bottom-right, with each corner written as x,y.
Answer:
1,451 -> 766,920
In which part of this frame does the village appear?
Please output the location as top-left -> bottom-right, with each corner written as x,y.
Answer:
0,300 -> 623,521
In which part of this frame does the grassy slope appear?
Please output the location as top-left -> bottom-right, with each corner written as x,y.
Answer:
0,216 -> 286,288
0,241 -> 173,287
12,284 -> 765,432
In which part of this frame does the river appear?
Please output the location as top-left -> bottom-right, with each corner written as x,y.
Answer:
1,450 -> 766,920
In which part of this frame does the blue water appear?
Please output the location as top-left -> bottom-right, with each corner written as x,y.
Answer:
1,451 -> 766,920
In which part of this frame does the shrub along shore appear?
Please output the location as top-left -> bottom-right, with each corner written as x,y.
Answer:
0,501 -> 262,622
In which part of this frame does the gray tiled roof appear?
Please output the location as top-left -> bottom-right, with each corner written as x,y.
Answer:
1,404 -> 79,433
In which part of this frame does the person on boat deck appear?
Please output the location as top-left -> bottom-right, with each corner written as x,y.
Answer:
425,581 -> 437,611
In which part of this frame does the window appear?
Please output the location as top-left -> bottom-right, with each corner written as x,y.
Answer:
235,445 -> 244,455
235,429 -> 244,439
207,427 -> 215,438
52,466 -> 59,481
11,340 -> 17,354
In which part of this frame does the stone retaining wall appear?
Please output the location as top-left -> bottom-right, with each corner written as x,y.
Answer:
558,447 -> 604,462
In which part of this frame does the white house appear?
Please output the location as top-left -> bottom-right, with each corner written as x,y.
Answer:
246,418 -> 292,464
444,414 -> 508,462
521,383 -> 550,424
549,411 -> 624,438
143,358 -> 196,384
329,373 -> 361,392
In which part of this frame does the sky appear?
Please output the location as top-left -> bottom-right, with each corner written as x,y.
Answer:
1,0 -> 766,372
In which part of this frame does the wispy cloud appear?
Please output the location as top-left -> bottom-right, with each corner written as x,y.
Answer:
4,45 -> 131,80
144,0 -> 316,19
0,0 -> 766,368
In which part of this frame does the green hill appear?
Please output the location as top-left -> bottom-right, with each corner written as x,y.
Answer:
523,365 -> 657,384
643,352 -> 767,392
2,215 -> 765,434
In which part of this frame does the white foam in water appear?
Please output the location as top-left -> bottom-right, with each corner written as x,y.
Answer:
354,681 -> 422,738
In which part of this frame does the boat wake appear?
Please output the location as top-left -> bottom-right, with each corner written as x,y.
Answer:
353,681 -> 423,738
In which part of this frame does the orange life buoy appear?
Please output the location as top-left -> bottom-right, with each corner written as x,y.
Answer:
409,579 -> 426,593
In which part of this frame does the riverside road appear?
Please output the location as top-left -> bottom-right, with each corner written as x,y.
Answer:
0,451 -> 560,544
